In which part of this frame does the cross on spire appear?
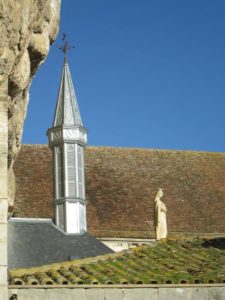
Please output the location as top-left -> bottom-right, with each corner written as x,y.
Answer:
56,33 -> 75,62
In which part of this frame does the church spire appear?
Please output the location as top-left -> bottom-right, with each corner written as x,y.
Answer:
47,36 -> 88,234
53,34 -> 82,127
53,61 -> 83,127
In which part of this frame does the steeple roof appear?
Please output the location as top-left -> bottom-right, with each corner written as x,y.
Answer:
53,60 -> 83,127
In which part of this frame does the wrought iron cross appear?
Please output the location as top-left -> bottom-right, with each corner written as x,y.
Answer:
56,33 -> 75,62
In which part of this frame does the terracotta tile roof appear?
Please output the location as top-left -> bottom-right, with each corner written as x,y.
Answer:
14,145 -> 225,238
9,238 -> 225,285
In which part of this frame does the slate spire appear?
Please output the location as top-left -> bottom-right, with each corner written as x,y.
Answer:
47,35 -> 88,234
53,61 -> 83,127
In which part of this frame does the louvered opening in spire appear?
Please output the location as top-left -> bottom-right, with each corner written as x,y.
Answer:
53,61 -> 83,127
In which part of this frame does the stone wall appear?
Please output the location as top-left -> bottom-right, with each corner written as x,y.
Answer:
0,0 -> 61,209
14,145 -> 225,238
0,82 -> 9,299
0,0 -> 61,296
8,285 -> 225,300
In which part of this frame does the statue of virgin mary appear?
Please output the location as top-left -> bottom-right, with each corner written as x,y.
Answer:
155,188 -> 167,240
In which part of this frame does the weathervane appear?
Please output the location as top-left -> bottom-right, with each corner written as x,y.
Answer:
56,33 -> 75,62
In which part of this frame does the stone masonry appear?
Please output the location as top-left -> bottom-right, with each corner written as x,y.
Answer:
0,0 -> 61,297
0,0 -> 61,211
8,286 -> 225,300
0,81 -> 9,299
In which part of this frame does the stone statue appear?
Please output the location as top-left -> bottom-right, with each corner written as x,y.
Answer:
155,188 -> 167,240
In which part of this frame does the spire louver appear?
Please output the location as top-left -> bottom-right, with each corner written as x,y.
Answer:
53,62 -> 83,127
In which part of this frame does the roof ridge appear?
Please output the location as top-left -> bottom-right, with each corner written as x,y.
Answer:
10,248 -> 131,275
20,144 -> 225,155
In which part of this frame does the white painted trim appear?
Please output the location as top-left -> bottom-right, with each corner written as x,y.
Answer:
80,146 -> 85,198
98,238 -> 155,242
9,218 -> 53,223
63,143 -> 67,197
75,143 -> 79,198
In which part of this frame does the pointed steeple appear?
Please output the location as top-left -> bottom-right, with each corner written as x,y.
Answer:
53,61 -> 83,127
47,36 -> 88,234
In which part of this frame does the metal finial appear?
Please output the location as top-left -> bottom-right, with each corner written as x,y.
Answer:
56,33 -> 75,62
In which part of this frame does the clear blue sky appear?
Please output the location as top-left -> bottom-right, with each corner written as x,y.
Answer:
23,0 -> 225,152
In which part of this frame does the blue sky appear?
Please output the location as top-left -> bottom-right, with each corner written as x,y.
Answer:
23,0 -> 225,152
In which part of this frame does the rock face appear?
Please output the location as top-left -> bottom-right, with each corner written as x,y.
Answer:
0,0 -> 61,210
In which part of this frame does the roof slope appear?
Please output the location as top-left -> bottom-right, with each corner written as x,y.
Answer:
53,61 -> 83,127
9,238 -> 225,285
8,219 -> 112,270
14,145 -> 225,238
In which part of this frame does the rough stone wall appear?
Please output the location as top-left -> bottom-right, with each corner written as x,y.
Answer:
0,82 -> 9,298
0,0 -> 61,209
14,145 -> 225,238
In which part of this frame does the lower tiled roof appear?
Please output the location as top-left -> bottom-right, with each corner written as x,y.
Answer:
8,218 -> 112,270
9,238 -> 225,285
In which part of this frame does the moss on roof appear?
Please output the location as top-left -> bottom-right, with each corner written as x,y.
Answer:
9,238 -> 225,285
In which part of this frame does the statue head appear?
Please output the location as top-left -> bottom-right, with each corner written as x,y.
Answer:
157,188 -> 163,198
